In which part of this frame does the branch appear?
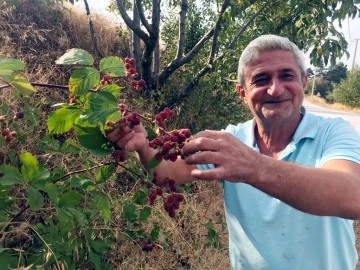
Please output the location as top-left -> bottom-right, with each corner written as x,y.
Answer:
160,0 -> 269,109
132,0 -> 142,77
116,0 -> 151,45
135,0 -> 153,35
83,0 -> 104,58
0,82 -> 69,90
176,0 -> 188,59
157,0 -> 231,87
151,0 -> 161,37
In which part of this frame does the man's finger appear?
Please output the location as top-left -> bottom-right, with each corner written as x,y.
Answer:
190,167 -> 224,180
182,137 -> 219,156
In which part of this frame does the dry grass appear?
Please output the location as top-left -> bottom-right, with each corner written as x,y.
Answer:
306,95 -> 360,113
0,1 -> 230,269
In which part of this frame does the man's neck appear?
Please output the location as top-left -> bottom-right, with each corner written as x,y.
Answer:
255,114 -> 303,158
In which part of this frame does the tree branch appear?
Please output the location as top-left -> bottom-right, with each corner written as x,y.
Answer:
83,0 -> 103,58
132,0 -> 142,77
160,0 -> 269,109
135,0 -> 153,35
176,0 -> 188,59
116,0 -> 151,45
157,0 -> 231,87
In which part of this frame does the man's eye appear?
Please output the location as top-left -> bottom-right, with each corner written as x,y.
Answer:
253,78 -> 269,85
282,74 -> 294,80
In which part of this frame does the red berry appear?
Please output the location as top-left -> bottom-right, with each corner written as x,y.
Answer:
129,68 -> 137,75
131,80 -> 138,88
5,135 -> 13,142
2,128 -> 10,137
69,97 -> 77,104
137,79 -> 145,87
154,152 -> 163,160
105,120 -> 115,127
124,57 -> 130,63
129,58 -> 136,65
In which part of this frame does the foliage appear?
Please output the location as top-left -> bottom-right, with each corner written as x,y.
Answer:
331,68 -> 360,108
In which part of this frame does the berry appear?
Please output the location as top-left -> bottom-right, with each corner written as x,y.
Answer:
131,80 -> 138,88
111,150 -> 126,162
124,57 -> 130,63
105,120 -> 115,127
129,68 -> 137,75
5,135 -> 13,142
128,58 -> 136,65
154,152 -> 163,160
125,63 -> 132,69
2,128 -> 10,137
137,79 -> 145,87
15,111 -> 24,119
118,103 -> 128,113
0,171 -> 4,177
69,97 -> 77,104
102,75 -> 110,81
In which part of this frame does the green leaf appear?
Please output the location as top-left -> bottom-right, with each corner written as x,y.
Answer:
60,139 -> 82,153
93,192 -> 112,223
0,165 -> 24,186
95,165 -> 115,183
0,70 -> 13,77
66,207 -> 88,226
69,67 -> 100,96
75,125 -> 112,156
139,206 -> 152,221
27,186 -> 44,211
2,73 -> 36,96
20,152 -> 39,182
145,126 -> 158,141
147,156 -> 162,171
99,56 -> 125,77
69,175 -> 96,191
0,57 -> 25,70
123,203 -> 137,222
43,183 -> 59,204
102,84 -> 122,97
150,224 -> 160,242
84,91 -> 119,124
55,48 -> 94,65
90,239 -> 108,255
59,190 -> 83,208
133,190 -> 147,205
48,106 -> 81,134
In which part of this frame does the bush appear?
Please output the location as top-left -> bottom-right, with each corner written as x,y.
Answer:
331,68 -> 360,108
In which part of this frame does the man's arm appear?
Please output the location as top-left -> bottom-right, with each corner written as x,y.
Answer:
107,123 -> 196,185
182,130 -> 360,219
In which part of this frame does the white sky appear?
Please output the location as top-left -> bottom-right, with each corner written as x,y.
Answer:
76,0 -> 360,69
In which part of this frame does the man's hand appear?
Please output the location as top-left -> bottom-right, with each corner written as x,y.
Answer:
107,123 -> 148,152
182,130 -> 259,182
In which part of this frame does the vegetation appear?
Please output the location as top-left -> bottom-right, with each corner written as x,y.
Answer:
1,0 -> 360,269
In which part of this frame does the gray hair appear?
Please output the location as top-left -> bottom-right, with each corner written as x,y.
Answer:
237,34 -> 306,86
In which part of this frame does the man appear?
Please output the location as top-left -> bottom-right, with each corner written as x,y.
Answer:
108,35 -> 360,269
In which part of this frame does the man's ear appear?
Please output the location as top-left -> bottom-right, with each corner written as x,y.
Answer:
302,76 -> 308,89
237,84 -> 247,103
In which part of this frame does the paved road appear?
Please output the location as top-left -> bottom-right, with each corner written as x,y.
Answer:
303,100 -> 360,134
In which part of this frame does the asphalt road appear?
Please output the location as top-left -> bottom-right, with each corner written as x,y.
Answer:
303,100 -> 360,134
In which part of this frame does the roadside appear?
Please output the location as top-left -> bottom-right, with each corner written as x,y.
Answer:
305,95 -> 360,113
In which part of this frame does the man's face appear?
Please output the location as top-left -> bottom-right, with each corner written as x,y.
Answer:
237,50 -> 307,125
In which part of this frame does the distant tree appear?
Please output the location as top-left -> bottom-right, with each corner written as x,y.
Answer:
332,68 -> 360,108
306,68 -> 314,78
323,62 -> 348,84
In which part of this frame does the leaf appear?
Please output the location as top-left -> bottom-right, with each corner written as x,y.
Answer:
75,125 -> 112,156
139,206 -> 152,221
47,106 -> 81,134
27,186 -> 44,211
20,152 -> 39,182
93,192 -> 112,223
0,165 -> 24,186
0,70 -> 13,77
55,48 -> 94,65
59,190 -> 83,208
2,73 -> 36,96
145,126 -> 158,140
83,91 -> 119,124
150,224 -> 160,242
147,156 -> 162,171
99,56 -> 125,77
66,207 -> 88,226
0,57 -> 25,70
90,239 -> 108,254
43,183 -> 59,204
69,67 -> 100,96
102,84 -> 122,97
133,190 -> 147,205
95,165 -> 115,183
123,203 -> 137,222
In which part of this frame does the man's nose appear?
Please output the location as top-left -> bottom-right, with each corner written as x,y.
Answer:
267,78 -> 284,97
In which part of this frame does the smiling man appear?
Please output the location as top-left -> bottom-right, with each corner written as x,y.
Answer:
108,35 -> 360,269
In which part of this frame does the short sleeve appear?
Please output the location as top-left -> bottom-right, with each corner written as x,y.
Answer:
320,118 -> 360,165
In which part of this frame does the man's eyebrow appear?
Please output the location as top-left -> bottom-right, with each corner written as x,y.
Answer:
280,68 -> 296,73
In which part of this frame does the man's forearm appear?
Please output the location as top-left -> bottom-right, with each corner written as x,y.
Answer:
250,156 -> 360,219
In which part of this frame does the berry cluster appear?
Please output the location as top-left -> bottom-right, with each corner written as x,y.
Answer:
154,107 -> 175,129
124,57 -> 137,77
69,95 -> 79,104
147,174 -> 184,218
111,150 -> 126,162
130,79 -> 146,90
0,113 -> 23,143
100,74 -> 113,85
149,128 -> 191,162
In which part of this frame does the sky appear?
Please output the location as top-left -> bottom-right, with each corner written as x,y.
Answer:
75,0 -> 360,69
